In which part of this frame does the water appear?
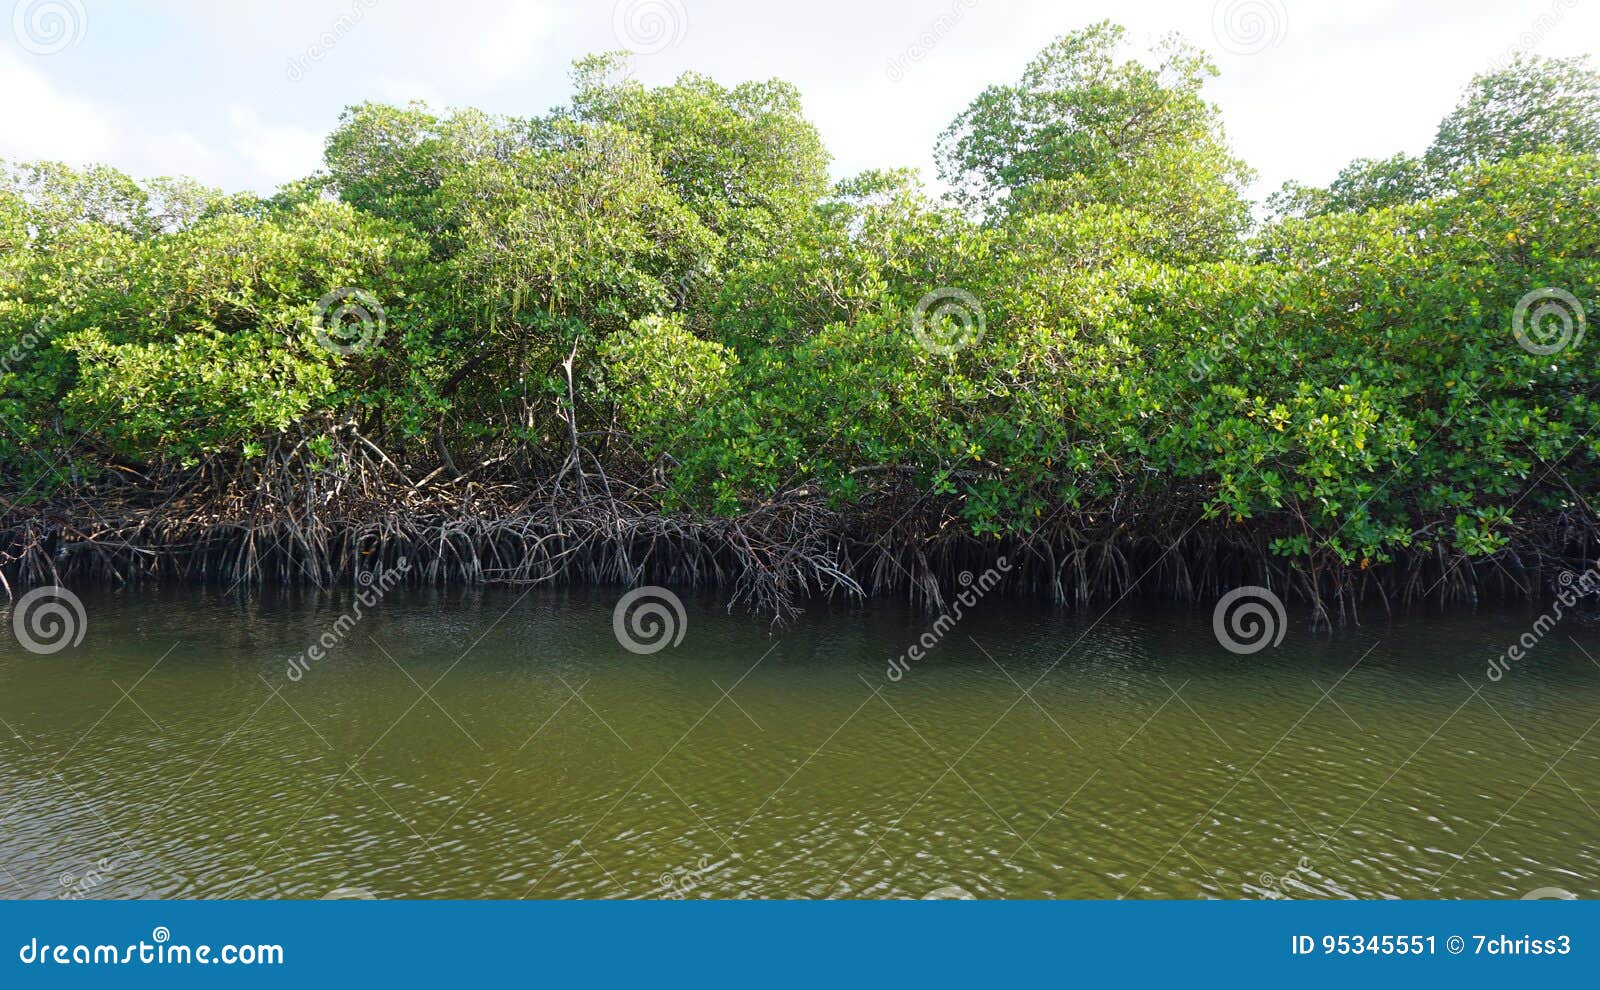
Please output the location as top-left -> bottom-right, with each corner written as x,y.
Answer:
1,587 -> 1597,900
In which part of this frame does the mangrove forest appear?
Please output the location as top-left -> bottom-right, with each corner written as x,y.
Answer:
3,22 -> 1599,623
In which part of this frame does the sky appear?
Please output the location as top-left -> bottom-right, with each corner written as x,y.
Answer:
1,0 -> 1597,201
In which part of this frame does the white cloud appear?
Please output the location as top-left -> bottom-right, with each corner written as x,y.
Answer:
368,0 -> 562,87
226,106 -> 326,188
368,74 -> 446,108
463,1 -> 561,83
3,0 -> 1597,199
140,129 -> 225,184
0,51 -> 114,164
0,51 -> 322,193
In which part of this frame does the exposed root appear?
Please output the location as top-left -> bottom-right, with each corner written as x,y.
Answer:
3,437 -> 1595,624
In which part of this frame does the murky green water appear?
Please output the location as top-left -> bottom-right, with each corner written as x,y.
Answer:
1,587 -> 1597,900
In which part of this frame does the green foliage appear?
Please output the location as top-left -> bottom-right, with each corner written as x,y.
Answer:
1270,153 -> 1432,220
936,20 -> 1253,260
1429,54 -> 1600,174
3,31 -> 1598,578
603,313 -> 736,444
568,53 -> 831,256
1276,54 -> 1600,219
1,194 -> 424,476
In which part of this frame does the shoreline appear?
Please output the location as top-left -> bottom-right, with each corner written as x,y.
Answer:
5,479 -> 1593,625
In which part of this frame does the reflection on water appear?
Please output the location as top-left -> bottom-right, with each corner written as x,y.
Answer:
1,586 -> 1597,900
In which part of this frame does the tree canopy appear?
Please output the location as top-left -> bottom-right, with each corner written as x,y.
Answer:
1272,52 -> 1600,218
2,25 -> 1597,603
